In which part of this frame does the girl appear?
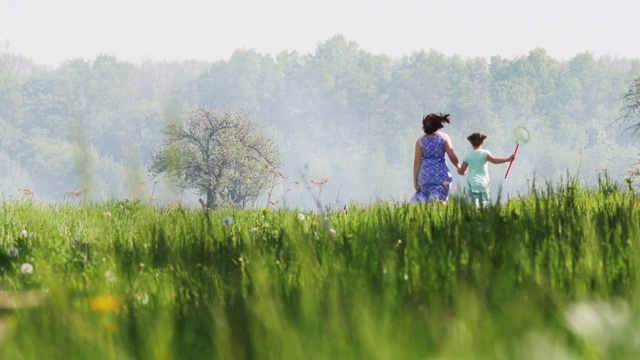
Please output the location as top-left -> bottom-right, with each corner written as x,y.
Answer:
458,132 -> 515,207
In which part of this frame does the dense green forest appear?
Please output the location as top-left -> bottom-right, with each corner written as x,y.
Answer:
0,35 -> 638,208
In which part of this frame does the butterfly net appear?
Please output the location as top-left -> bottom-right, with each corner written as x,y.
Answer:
513,126 -> 530,145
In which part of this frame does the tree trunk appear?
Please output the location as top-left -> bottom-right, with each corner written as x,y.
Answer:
206,188 -> 213,209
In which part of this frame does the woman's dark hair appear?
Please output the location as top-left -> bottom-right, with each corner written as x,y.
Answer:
466,132 -> 487,147
422,113 -> 450,134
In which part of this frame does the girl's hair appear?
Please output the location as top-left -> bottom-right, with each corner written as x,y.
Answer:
422,113 -> 450,134
467,132 -> 487,147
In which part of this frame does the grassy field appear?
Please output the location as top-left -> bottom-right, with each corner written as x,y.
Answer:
0,178 -> 638,359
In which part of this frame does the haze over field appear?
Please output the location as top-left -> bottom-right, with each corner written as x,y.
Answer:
2,0 -> 640,66
1,0 -> 639,208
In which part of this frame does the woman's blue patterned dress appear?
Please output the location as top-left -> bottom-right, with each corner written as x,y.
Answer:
411,133 -> 452,203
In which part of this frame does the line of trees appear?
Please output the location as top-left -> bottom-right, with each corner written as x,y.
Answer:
0,35 -> 638,207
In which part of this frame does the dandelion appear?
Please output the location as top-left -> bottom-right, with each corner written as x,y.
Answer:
7,247 -> 19,257
21,229 -> 28,237
21,263 -> 34,274
403,274 -> 409,281
297,213 -> 305,221
105,270 -> 116,282
262,208 -> 270,215
90,295 -> 121,313
103,211 -> 111,217
222,216 -> 233,227
250,227 -> 258,234
329,228 -> 337,236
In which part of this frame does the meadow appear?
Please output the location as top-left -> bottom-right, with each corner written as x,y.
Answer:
0,177 -> 638,360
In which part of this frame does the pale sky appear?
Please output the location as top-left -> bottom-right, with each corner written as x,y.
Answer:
1,0 -> 639,67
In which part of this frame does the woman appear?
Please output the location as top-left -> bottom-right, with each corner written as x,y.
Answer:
411,113 -> 460,203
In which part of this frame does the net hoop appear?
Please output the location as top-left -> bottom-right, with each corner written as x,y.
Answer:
513,126 -> 530,145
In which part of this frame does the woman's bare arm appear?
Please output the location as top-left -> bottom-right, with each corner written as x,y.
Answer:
413,140 -> 422,191
443,134 -> 460,170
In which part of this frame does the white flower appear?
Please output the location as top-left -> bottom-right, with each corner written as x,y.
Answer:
565,299 -> 630,340
21,262 -> 34,274
222,216 -> 233,227
21,229 -> 28,237
105,270 -> 116,282
329,228 -> 337,236
403,274 -> 409,281
297,213 -> 305,221
7,247 -> 19,257
135,293 -> 149,305
250,227 -> 258,233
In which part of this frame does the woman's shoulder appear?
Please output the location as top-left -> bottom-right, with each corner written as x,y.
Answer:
438,132 -> 451,142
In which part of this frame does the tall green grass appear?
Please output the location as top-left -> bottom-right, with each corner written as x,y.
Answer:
0,178 -> 638,359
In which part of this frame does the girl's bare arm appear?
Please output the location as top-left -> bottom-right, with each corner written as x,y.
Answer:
458,162 -> 468,175
487,153 -> 515,164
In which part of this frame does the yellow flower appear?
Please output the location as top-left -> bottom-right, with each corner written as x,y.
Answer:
90,295 -> 121,313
